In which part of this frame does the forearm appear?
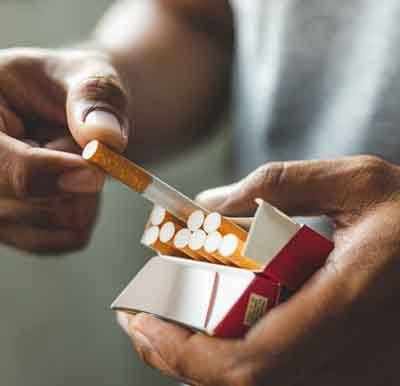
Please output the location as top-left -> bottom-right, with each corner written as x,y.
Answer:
92,0 -> 233,161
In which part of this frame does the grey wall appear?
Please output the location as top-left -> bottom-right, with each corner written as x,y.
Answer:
0,1 -> 230,386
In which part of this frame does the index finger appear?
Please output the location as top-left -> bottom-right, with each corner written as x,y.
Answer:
197,156 -> 398,218
0,133 -> 104,197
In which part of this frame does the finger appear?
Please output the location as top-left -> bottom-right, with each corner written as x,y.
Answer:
0,221 -> 92,255
116,311 -> 130,335
0,133 -> 104,197
44,135 -> 82,154
126,313 -> 241,385
45,137 -> 107,189
28,124 -> 68,144
66,60 -> 129,152
196,156 -> 396,217
0,194 -> 100,230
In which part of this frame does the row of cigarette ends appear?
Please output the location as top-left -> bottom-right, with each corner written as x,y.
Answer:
142,206 -> 262,270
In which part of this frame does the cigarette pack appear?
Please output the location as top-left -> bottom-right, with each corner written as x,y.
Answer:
111,201 -> 333,338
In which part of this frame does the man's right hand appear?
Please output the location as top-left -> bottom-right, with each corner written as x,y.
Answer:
0,47 -> 130,254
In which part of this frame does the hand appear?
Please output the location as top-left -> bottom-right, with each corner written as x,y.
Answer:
0,47 -> 130,254
119,156 -> 400,386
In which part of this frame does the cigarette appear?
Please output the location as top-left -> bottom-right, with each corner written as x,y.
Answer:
203,231 -> 232,265
204,231 -> 223,254
188,229 -> 206,251
203,212 -> 248,242
83,140 -> 248,241
142,226 -> 160,246
141,226 -> 182,257
187,210 -> 205,231
189,230 -> 219,263
218,234 -> 262,270
159,221 -> 210,262
159,221 -> 177,243
158,220 -> 224,264
173,228 -> 206,262
83,140 -> 208,223
150,205 -> 183,227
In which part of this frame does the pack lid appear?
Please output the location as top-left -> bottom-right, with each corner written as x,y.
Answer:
243,201 -> 334,289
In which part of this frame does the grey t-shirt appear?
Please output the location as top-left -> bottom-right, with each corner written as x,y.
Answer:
230,0 -> 400,177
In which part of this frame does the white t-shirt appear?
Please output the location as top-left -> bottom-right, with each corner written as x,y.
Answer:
230,0 -> 400,176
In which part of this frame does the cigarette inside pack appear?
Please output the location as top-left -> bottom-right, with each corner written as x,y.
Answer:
142,205 -> 261,270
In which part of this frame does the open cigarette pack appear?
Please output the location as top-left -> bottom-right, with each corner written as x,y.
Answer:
82,140 -> 333,338
111,201 -> 333,338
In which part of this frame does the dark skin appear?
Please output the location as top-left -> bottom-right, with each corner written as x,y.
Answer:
120,156 -> 400,386
0,1 -> 232,253
2,1 -> 400,385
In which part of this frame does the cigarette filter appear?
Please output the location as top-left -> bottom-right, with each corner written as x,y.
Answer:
204,212 -> 248,242
172,228 -> 206,262
150,205 -> 184,227
141,226 -> 182,257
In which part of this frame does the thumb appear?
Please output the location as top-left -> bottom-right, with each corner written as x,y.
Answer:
66,60 -> 130,152
196,156 -> 394,217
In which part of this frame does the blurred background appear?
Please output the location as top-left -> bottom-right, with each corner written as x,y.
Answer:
0,1 -> 230,385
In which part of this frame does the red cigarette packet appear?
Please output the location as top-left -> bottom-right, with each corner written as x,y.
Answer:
111,201 -> 333,338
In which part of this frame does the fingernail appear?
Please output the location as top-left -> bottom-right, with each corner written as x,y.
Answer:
255,198 -> 264,206
116,312 -> 130,335
196,185 -> 234,210
58,168 -> 103,193
84,110 -> 125,135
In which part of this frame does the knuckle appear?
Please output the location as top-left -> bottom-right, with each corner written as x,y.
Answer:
360,155 -> 387,176
249,162 -> 287,198
9,152 -> 32,198
357,155 -> 391,190
79,75 -> 128,110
